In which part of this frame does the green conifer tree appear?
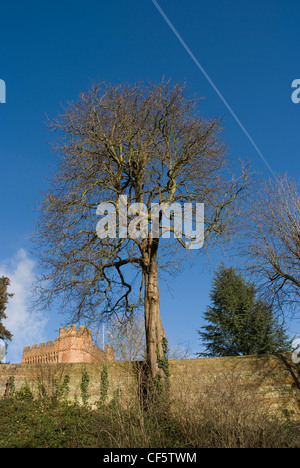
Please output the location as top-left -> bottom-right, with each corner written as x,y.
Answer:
0,277 -> 13,343
197,265 -> 293,357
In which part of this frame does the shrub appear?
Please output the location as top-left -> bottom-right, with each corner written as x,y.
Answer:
15,380 -> 33,402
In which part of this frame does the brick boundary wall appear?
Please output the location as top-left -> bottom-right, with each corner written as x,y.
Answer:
0,354 -> 300,418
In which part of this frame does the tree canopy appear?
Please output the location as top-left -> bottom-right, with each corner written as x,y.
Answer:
0,276 -> 13,343
34,79 -> 251,380
198,265 -> 293,357
237,173 -> 300,313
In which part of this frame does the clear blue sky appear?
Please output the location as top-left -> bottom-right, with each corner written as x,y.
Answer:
0,0 -> 299,362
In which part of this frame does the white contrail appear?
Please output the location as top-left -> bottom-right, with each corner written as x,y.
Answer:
151,0 -> 279,183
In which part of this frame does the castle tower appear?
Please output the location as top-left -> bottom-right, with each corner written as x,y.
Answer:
21,325 -> 115,364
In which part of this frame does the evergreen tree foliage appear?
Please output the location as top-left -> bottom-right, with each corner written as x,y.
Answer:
0,276 -> 13,343
198,265 -> 293,357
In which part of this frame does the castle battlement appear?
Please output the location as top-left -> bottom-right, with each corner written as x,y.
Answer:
23,340 -> 56,352
59,324 -> 92,338
21,325 -> 114,365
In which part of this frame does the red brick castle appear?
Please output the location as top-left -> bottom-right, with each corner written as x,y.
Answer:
21,325 -> 114,364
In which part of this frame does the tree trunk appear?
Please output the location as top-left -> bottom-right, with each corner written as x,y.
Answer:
4,379 -> 10,398
142,239 -> 166,381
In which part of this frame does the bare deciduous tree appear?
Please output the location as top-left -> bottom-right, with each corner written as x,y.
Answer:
33,79 -> 250,381
95,313 -> 146,363
94,312 -> 192,364
237,173 -> 300,313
